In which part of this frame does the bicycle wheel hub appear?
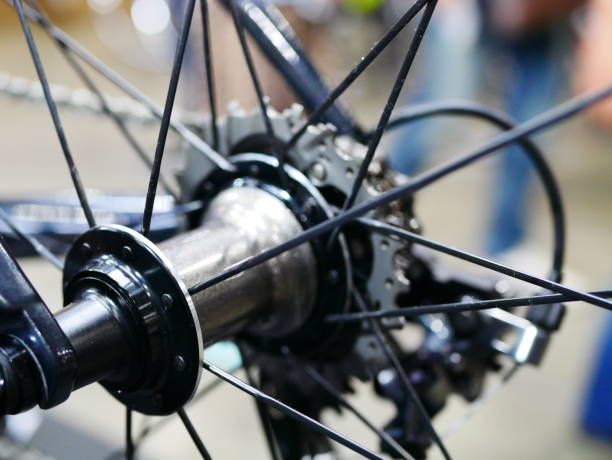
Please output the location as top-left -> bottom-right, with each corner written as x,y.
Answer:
0,153 -> 353,416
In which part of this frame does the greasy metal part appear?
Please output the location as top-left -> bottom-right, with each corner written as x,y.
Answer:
159,186 -> 317,344
368,233 -> 409,311
283,116 -> 417,313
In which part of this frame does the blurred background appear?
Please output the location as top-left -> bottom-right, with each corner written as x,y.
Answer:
0,0 -> 611,458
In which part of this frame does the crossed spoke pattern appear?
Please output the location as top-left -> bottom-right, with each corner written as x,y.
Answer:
188,84 -> 612,311
7,0 -> 234,172
329,290 -> 612,323
13,0 -> 96,228
339,0 -> 438,213
353,290 -> 452,460
27,0 -> 179,200
352,218 -> 610,309
238,345 -> 283,460
282,349 -> 416,460
0,208 -> 63,270
202,360 -> 385,460
285,0 -> 431,149
4,0 -> 612,458
327,0 -> 437,247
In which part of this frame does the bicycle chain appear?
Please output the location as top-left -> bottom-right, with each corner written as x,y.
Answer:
0,72 -> 203,126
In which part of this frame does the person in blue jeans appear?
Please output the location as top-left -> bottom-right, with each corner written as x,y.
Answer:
389,1 -> 570,256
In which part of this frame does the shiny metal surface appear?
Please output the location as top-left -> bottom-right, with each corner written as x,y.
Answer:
160,186 -> 317,345
484,308 -> 549,365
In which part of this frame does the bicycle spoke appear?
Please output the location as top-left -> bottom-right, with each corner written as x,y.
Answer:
238,344 -> 282,460
327,0 -> 436,247
188,84 -> 612,310
200,0 -> 220,151
287,353 -> 415,460
353,290 -> 452,460
5,0 -> 604,457
135,367 -> 238,449
202,360 -> 385,460
327,289 -> 612,322
228,0 -> 288,188
341,0 -> 437,213
141,0 -> 195,237
367,100 -> 565,281
286,0 -> 429,149
356,217 -> 612,309
8,0 -> 234,173
126,408 -> 134,460
242,365 -> 282,460
228,0 -> 272,137
13,0 -> 96,228
177,408 -> 213,460
63,58 -> 177,199
0,208 -> 63,270
24,1 -> 178,200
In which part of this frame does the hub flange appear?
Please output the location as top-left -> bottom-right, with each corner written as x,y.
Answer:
62,225 -> 202,415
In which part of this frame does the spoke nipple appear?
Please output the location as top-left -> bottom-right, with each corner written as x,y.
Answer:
162,293 -> 173,309
121,246 -> 133,261
174,355 -> 186,372
80,242 -> 93,258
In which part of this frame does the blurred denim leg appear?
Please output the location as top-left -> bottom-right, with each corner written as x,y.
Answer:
486,31 -> 565,255
581,312 -> 612,440
389,3 -> 480,175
